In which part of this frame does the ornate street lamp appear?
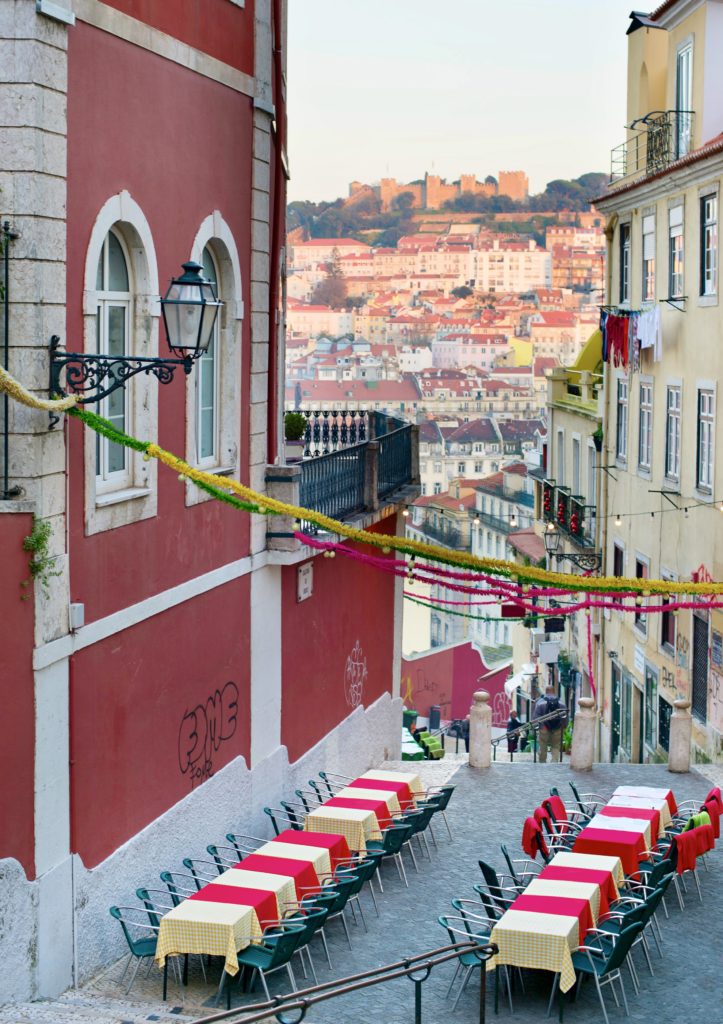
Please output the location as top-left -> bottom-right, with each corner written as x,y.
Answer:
544,521 -> 561,556
544,521 -> 602,572
49,261 -> 222,408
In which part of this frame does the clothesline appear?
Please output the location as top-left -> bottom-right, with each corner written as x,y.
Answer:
600,305 -> 661,369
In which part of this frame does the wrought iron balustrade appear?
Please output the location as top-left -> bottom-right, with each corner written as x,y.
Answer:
476,510 -> 512,535
419,519 -> 465,549
378,424 -> 413,498
610,109 -> 694,182
298,443 -> 367,530
302,409 -> 369,457
542,478 -> 556,522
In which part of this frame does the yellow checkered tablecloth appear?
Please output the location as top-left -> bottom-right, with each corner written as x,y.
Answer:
360,769 -> 424,797
215,867 -> 298,915
334,786 -> 402,816
253,840 -> 332,877
607,795 -> 673,833
155,899 -> 261,977
304,805 -> 380,853
586,812 -> 653,850
487,910 -> 580,992
524,877 -> 601,923
548,851 -> 625,889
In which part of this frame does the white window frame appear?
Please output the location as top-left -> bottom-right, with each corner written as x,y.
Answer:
556,428 -> 565,486
95,229 -> 132,494
696,384 -> 715,494
664,383 -> 681,482
675,39 -> 693,159
668,204 -> 684,299
615,375 -> 628,463
638,379 -> 653,473
571,434 -> 581,494
634,553 -> 650,638
185,211 -> 244,506
642,212 -> 655,301
700,192 -> 718,299
82,191 -> 160,535
619,222 -> 631,304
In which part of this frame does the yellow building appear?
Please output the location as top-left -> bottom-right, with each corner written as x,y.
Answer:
597,2 -> 723,763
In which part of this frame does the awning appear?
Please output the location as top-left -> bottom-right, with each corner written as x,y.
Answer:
504,663 -> 538,698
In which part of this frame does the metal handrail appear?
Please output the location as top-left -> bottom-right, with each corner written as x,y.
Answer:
188,939 -> 497,1024
491,708 -> 568,763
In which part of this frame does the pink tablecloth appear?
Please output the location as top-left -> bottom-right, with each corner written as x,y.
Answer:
573,827 -> 647,876
349,777 -> 415,809
273,829 -> 351,869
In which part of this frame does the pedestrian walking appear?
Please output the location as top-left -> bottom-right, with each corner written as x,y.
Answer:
506,709 -> 521,754
532,685 -> 567,763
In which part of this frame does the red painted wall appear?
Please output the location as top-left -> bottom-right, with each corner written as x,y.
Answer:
97,0 -> 255,76
70,577 -> 250,867
281,520 -> 398,763
66,24 -> 254,623
0,513 -> 36,877
401,642 -> 512,725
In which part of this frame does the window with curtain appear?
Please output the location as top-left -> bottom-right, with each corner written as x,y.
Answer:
638,382 -> 652,471
642,213 -> 655,301
619,223 -> 631,304
700,194 -> 718,297
665,386 -> 681,481
668,205 -> 684,298
616,379 -> 628,461
95,228 -> 131,490
696,388 -> 715,492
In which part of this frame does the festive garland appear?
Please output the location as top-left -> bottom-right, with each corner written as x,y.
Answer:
0,365 -> 79,412
0,354 -> 716,596
63,405 -> 723,596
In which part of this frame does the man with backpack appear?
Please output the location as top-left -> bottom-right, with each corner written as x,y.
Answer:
533,685 -> 568,763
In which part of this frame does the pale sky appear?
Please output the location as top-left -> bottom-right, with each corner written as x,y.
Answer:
287,0 -> 636,202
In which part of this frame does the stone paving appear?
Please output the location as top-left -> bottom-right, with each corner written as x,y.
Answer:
0,760 -> 720,1024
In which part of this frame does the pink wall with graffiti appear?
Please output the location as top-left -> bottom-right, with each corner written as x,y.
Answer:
401,642 -> 512,725
69,577 -> 251,868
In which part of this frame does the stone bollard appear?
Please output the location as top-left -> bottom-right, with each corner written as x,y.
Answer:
469,690 -> 491,769
570,697 -> 596,771
668,699 -> 692,773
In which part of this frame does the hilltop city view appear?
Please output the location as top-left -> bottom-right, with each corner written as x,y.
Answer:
0,3 -> 721,1024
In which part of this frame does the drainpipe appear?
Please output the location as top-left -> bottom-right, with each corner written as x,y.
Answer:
597,213 -> 617,760
2,221 -> 21,499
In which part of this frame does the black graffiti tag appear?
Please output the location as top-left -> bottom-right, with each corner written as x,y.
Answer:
178,681 -> 239,788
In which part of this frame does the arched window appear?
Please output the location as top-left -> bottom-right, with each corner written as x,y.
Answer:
196,246 -> 220,465
95,228 -> 132,489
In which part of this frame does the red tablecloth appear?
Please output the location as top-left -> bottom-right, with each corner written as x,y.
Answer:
664,790 -> 678,815
190,883 -> 278,926
600,804 -> 660,839
274,829 -> 351,868
539,865 -> 617,918
352,777 -> 415,809
511,893 -> 593,943
324,796 -> 393,830
235,854 -> 318,898
573,827 -> 647,876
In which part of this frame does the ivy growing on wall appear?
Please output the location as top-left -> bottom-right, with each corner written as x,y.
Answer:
21,516 -> 61,599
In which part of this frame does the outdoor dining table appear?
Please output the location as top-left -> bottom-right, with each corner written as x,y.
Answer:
607,793 -> 673,830
358,768 -> 424,797
539,862 -> 619,917
323,795 -> 393,830
155,896 -> 263,982
236,853 -> 318,899
486,909 -> 580,994
599,803 -> 662,839
523,877 -> 601,925
613,784 -> 677,815
251,838 -> 332,877
548,850 -> 625,886
273,828 -> 351,869
333,785 -> 403,816
585,811 -> 653,849
573,823 -> 648,875
218,867 -> 298,915
304,804 -> 380,853
347,776 -> 416,809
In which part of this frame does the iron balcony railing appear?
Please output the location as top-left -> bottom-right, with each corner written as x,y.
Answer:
610,109 -> 694,182
476,510 -> 513,535
418,519 -> 465,549
477,482 -> 534,508
542,478 -> 556,522
302,409 -> 369,457
297,412 -> 416,534
543,480 -> 596,547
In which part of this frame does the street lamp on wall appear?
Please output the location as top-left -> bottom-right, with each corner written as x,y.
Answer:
49,261 -> 222,409
544,521 -> 602,572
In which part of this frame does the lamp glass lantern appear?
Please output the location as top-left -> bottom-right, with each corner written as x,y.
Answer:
544,523 -> 561,555
161,261 -> 222,362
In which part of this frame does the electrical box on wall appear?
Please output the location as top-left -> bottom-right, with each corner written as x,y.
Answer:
297,562 -> 313,603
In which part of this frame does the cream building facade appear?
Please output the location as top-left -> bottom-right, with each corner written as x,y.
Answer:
597,0 -> 723,764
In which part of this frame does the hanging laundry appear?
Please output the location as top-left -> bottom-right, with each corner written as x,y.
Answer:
605,314 -> 629,368
629,313 -> 641,372
636,306 -> 662,361
600,310 -> 609,363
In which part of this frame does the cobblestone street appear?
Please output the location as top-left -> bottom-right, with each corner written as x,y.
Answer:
0,760 -> 719,1024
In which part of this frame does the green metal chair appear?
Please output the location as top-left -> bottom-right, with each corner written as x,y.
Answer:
333,859 -> 379,930
438,914 -> 497,1011
264,805 -> 302,834
207,843 -> 243,871
313,875 -> 359,950
281,905 -> 328,985
569,920 -> 644,1024
160,870 -> 202,901
229,919 -> 306,1004
110,905 -> 176,995
182,857 -> 222,887
136,888 -> 207,984
295,890 -> 337,969
365,821 -> 414,887
422,784 -> 455,839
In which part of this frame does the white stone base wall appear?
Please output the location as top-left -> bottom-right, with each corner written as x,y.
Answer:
0,691 -> 402,1004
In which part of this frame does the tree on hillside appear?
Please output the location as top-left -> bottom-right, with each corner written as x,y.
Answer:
392,191 -> 416,212
451,285 -> 473,299
310,247 -> 348,308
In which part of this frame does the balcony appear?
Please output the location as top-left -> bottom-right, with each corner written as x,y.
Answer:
610,110 -> 694,183
268,411 -> 418,541
415,519 -> 466,550
548,368 -> 602,415
543,480 -> 596,548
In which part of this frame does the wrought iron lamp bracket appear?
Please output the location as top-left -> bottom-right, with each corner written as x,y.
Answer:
554,551 -> 603,573
48,335 -> 191,428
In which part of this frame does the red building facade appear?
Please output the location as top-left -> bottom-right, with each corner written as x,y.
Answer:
0,0 -> 408,1003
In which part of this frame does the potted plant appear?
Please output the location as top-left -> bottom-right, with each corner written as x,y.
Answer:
284,411 -> 307,463
592,424 -> 603,452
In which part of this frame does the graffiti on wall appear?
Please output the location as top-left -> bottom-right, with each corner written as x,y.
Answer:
492,690 -> 511,729
344,640 -> 367,709
178,681 -> 239,788
400,668 -> 451,713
